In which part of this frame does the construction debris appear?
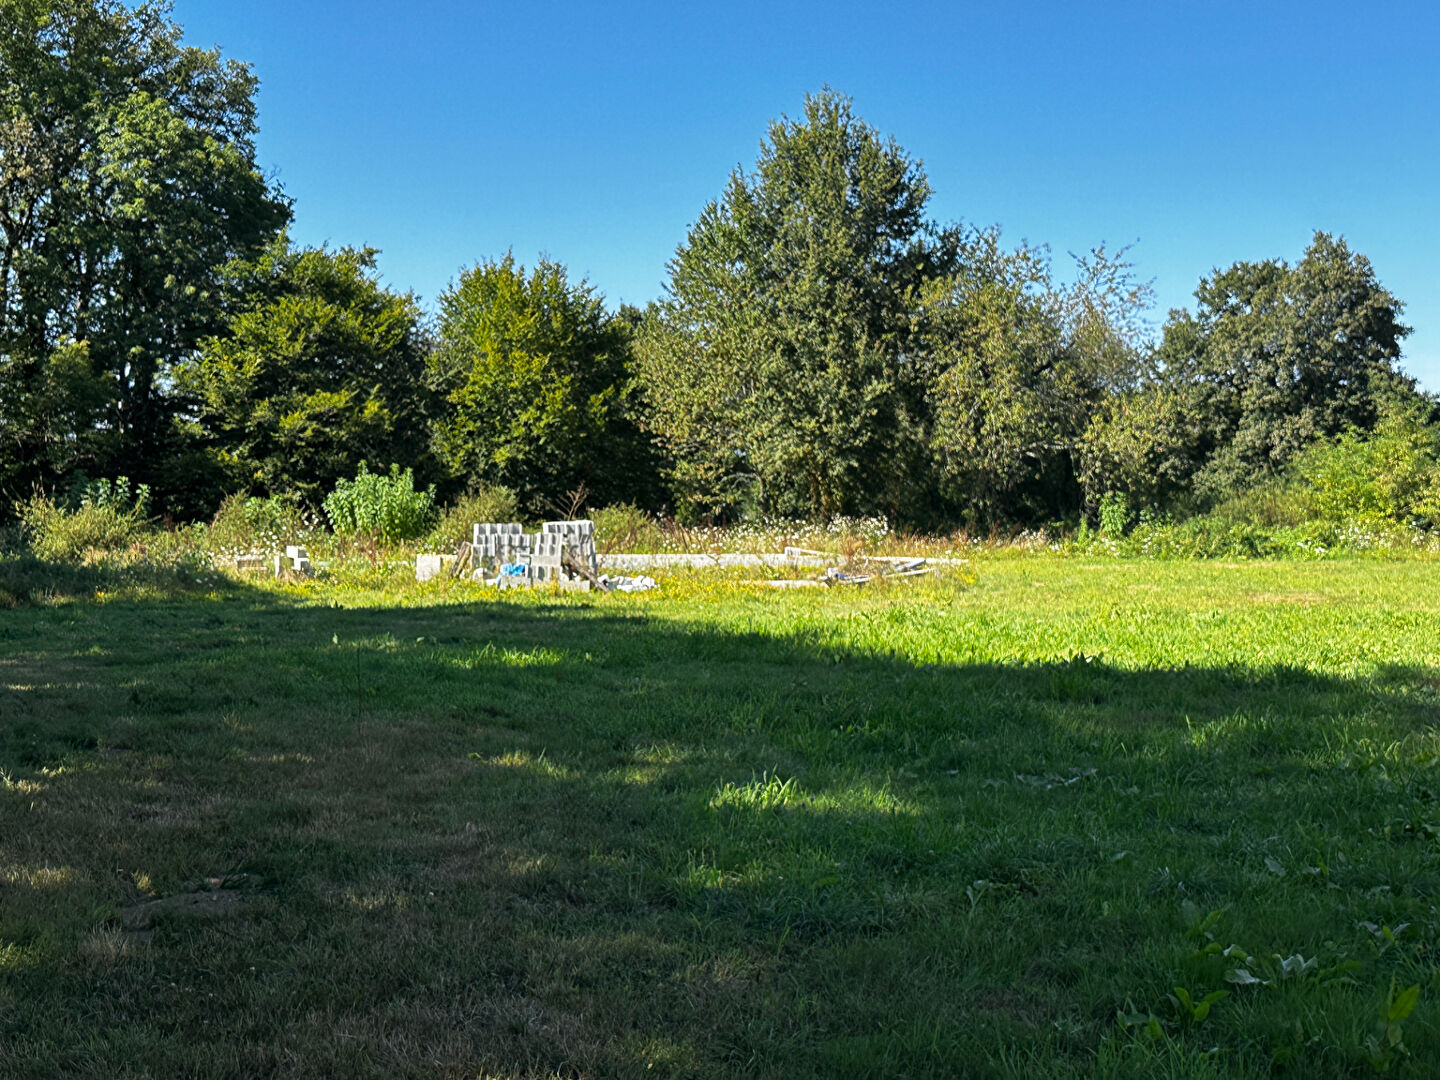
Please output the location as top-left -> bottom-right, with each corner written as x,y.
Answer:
419,520 -> 605,589
274,545 -> 312,577
760,554 -> 943,589
600,574 -> 657,593
415,553 -> 457,582
417,522 -> 955,595
598,549 -> 968,572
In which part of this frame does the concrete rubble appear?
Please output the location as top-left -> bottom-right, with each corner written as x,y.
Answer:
418,520 -> 611,590
272,545 -> 311,577
417,522 -> 959,594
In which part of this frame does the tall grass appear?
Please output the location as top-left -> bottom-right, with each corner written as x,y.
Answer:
19,476 -> 152,562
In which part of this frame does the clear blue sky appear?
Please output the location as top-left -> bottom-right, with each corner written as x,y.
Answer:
174,0 -> 1440,387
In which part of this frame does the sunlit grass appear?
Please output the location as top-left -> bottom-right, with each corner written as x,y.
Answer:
1,557 -> 1439,1076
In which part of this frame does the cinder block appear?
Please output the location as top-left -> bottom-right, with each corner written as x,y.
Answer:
416,554 -> 452,582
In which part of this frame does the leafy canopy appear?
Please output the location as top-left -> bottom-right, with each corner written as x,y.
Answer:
429,253 -> 655,514
178,238 -> 430,509
921,234 -> 1154,524
637,88 -> 956,521
0,0 -> 290,509
1156,231 -> 1411,499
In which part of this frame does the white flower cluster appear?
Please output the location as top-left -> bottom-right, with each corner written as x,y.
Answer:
659,513 -> 892,554
206,509 -> 325,567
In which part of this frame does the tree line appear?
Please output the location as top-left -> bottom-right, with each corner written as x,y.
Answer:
1,1 -> 1423,531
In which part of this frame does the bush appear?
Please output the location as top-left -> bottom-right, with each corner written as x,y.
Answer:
1098,492 -> 1132,537
428,483 -> 521,549
323,463 -> 436,543
20,476 -> 151,562
1293,411 -> 1440,527
1207,482 -> 1313,528
206,494 -> 313,557
592,503 -> 667,553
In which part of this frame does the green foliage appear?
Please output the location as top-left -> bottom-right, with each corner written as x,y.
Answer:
1072,402 -> 1440,560
1170,986 -> 1228,1024
1207,481 -> 1314,529
428,254 -> 657,515
637,89 -> 952,521
1157,232 -> 1411,501
428,483 -> 521,549
178,239 -> 430,508
0,342 -> 110,514
19,476 -> 151,561
1366,981 -> 1420,1072
923,237 -> 1153,524
592,502 -> 667,554
639,91 -> 1157,529
205,493 -> 310,555
0,0 -> 289,509
1098,491 -> 1132,537
1077,386 -> 1202,514
1292,403 -> 1440,527
920,233 -> 1068,521
322,462 -> 436,543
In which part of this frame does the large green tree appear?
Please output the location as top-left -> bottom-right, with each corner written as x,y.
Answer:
1156,231 -> 1411,499
428,253 -> 658,514
176,239 -> 430,509
636,89 -> 957,521
0,0 -> 289,511
919,235 -> 1153,523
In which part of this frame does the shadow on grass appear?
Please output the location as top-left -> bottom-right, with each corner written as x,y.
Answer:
0,548 -> 217,607
2,580 -> 1439,1078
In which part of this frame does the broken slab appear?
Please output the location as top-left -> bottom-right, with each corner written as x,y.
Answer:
599,552 -> 802,570
415,553 -> 457,582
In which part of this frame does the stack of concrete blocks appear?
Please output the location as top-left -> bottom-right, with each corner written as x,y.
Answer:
470,522 -> 529,576
529,533 -> 565,583
541,520 -> 598,576
460,520 -> 597,588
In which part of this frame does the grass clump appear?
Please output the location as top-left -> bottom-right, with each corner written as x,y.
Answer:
19,476 -> 151,562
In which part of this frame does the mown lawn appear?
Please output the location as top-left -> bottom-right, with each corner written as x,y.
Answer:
3,557 -> 1440,1077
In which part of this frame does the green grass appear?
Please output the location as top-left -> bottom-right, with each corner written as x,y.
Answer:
3,556 -> 1440,1077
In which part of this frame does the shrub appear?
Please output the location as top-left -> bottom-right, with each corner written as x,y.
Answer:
69,475 -> 151,515
1293,411 -> 1440,527
1208,482 -> 1313,528
323,462 -> 436,543
592,503 -> 667,553
429,483 -> 520,549
1098,492 -> 1132,537
206,494 -> 310,556
20,476 -> 151,562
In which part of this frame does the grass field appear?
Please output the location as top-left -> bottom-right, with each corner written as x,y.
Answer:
3,555 -> 1440,1077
